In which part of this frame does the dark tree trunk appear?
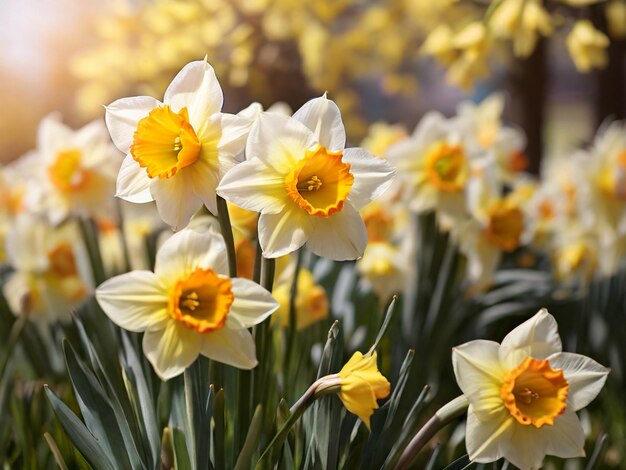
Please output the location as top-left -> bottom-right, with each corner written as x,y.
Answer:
507,38 -> 548,176
591,4 -> 626,127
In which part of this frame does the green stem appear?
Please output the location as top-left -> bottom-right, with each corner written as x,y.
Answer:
115,198 -> 132,273
0,314 -> 28,380
78,217 -> 107,285
284,249 -> 303,375
255,376 -> 340,469
216,195 -> 237,278
395,395 -> 469,470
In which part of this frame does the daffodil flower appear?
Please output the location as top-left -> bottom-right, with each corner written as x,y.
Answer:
3,214 -> 91,322
386,111 -> 477,230
26,114 -> 121,225
336,351 -> 391,430
452,309 -> 609,469
217,94 -> 396,260
95,227 -> 279,380
105,59 -> 250,230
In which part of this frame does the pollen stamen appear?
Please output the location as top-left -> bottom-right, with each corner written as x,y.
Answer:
297,176 -> 323,192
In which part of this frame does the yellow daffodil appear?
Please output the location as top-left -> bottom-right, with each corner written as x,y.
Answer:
105,59 -> 250,230
453,309 -> 609,469
272,269 -> 329,330
25,114 -> 121,225
95,227 -> 278,380
3,214 -> 91,322
489,0 -> 553,58
360,122 -> 407,158
357,241 -> 407,303
566,20 -> 609,73
217,95 -> 396,260
337,351 -> 391,430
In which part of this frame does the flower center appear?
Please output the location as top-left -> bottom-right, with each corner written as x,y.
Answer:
424,142 -> 468,192
284,145 -> 354,217
47,244 -> 78,278
168,268 -> 234,333
501,357 -> 569,428
485,200 -> 524,251
48,149 -> 92,193
131,105 -> 201,179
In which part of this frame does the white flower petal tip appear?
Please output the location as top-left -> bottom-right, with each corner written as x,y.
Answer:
292,95 -> 346,151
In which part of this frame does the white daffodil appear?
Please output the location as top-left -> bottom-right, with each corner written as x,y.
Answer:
386,111 -> 481,231
588,120 -> 626,235
217,94 -> 396,260
24,114 -> 121,225
453,309 -> 609,470
95,227 -> 278,380
451,158 -> 527,290
456,93 -> 528,182
105,59 -> 250,230
3,214 -> 92,322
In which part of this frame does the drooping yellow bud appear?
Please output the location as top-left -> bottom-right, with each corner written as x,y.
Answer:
337,351 -> 391,430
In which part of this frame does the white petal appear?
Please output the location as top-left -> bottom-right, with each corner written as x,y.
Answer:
548,352 -> 609,411
452,340 -> 505,419
105,96 -> 162,152
95,271 -> 169,332
3,272 -> 32,316
154,227 -> 229,283
216,113 -> 252,161
342,148 -> 396,209
246,112 -> 316,174
200,327 -> 257,369
292,94 -> 345,152
501,423 -> 548,470
543,408 -> 586,459
499,308 -> 562,369
116,154 -> 154,203
305,203 -> 367,261
37,113 -> 73,158
143,321 -> 200,380
187,156 -> 220,215
227,278 -> 279,328
217,158 -> 287,214
164,60 -> 223,127
466,406 -> 513,464
258,207 -> 312,258
150,172 -> 203,230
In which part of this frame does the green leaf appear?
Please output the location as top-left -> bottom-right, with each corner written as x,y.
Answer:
213,388 -> 225,470
585,433 -> 608,470
442,455 -> 472,470
121,332 -> 161,468
63,340 -> 139,469
172,427 -> 192,470
45,385 -> 116,470
44,432 -> 70,470
235,404 -> 263,470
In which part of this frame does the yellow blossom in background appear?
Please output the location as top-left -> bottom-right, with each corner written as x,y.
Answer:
453,309 -> 609,469
272,269 -> 329,330
360,122 -> 408,159
566,20 -> 609,73
607,0 -> 626,39
489,0 -> 553,58
337,351 -> 391,430
357,241 -> 407,303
